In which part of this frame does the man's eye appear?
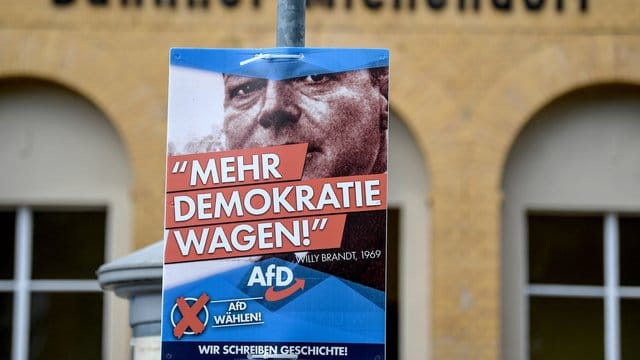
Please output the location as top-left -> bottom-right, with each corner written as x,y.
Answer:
229,79 -> 266,99
301,74 -> 337,84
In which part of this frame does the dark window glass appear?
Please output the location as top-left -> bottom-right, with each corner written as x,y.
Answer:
29,292 -> 102,360
529,296 -> 604,360
621,299 -> 640,359
31,209 -> 105,279
619,216 -> 640,286
0,210 -> 16,279
386,208 -> 399,360
528,214 -> 603,285
0,294 -> 12,360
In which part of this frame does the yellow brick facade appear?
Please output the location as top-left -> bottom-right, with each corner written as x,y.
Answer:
2,1 -> 640,359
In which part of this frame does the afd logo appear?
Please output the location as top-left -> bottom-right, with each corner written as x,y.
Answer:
247,264 -> 305,302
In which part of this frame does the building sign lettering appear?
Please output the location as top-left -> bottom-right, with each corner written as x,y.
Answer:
53,0 -> 588,12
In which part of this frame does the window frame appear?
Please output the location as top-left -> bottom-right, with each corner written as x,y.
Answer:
525,212 -> 640,360
0,206 -> 105,360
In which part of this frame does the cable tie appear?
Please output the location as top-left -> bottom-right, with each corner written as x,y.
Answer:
240,53 -> 304,66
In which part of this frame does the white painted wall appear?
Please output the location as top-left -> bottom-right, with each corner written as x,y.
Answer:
0,79 -> 133,360
388,113 -> 431,360
501,86 -> 640,360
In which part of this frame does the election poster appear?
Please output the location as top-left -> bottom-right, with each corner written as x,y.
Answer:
161,47 -> 389,359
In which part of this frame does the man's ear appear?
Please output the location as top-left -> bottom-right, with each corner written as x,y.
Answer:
371,67 -> 389,130
378,70 -> 389,100
371,68 -> 389,99
379,95 -> 389,131
369,67 -> 389,131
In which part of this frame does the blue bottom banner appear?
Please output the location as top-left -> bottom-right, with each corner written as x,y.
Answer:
162,341 -> 384,360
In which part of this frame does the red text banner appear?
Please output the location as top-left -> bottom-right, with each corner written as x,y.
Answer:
165,174 -> 387,229
166,144 -> 307,192
164,214 -> 346,263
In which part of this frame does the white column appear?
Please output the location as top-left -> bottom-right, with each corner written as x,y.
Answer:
604,213 -> 620,360
12,207 -> 32,360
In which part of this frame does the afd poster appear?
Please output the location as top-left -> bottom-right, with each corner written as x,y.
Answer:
161,48 -> 389,359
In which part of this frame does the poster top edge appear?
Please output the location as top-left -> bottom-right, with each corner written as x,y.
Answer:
169,47 -> 389,80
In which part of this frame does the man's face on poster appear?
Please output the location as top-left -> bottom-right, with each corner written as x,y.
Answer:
222,69 -> 388,179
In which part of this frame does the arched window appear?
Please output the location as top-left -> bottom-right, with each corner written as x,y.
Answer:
0,79 -> 132,360
502,85 -> 640,360
388,113 -> 431,360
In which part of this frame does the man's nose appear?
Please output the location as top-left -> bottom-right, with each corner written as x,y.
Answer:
258,81 -> 300,129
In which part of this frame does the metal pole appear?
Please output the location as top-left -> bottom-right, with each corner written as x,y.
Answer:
276,0 -> 306,47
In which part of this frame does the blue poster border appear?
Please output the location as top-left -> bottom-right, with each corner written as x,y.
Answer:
170,47 -> 389,80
